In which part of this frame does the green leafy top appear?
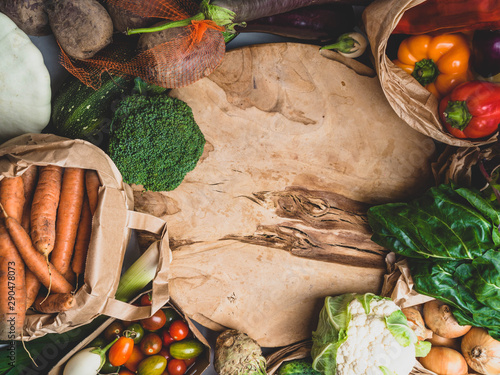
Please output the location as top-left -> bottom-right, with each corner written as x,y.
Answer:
368,184 -> 500,260
369,183 -> 500,340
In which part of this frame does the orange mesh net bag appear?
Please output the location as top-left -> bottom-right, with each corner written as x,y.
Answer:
60,0 -> 226,89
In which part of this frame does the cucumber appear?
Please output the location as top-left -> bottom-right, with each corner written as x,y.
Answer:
51,74 -> 133,145
169,339 -> 205,360
278,359 -> 321,375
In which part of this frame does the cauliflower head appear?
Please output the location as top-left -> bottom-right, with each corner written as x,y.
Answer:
311,293 -> 419,375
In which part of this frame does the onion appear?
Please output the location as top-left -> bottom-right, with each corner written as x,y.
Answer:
418,346 -> 468,375
423,300 -> 472,339
461,327 -> 500,375
427,333 -> 462,352
402,307 -> 433,340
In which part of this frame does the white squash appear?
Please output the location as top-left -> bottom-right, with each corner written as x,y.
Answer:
0,12 -> 51,143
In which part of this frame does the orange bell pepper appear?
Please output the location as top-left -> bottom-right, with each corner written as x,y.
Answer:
393,33 -> 471,99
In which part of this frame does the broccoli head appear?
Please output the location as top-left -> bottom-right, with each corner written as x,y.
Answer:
108,94 -> 205,191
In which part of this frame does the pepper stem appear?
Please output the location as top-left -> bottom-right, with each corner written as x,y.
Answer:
443,100 -> 473,131
412,59 -> 439,86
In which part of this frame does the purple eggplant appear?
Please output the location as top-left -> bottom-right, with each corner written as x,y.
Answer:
233,4 -> 356,43
127,0 -> 373,35
471,29 -> 500,78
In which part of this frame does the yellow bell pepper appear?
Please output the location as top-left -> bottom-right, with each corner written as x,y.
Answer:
393,33 -> 471,99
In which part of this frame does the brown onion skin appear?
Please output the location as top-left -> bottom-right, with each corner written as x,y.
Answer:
423,300 -> 472,339
427,333 -> 462,352
461,327 -> 500,375
419,346 -> 468,375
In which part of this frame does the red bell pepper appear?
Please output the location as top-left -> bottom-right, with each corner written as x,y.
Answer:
439,81 -> 500,139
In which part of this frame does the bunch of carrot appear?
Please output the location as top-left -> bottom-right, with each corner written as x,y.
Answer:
0,164 -> 101,340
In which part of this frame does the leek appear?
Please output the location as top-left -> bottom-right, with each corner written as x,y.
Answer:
115,242 -> 160,302
0,239 -> 160,375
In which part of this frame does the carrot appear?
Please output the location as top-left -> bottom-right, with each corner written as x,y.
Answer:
25,269 -> 41,309
50,168 -> 85,276
20,165 -> 38,232
1,205 -> 73,295
33,292 -> 75,313
0,222 -> 26,340
0,176 -> 25,223
85,169 -> 100,215
30,165 -> 63,258
71,196 -> 92,278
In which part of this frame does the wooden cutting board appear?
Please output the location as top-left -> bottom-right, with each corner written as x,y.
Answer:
131,43 -> 438,346
134,43 -> 436,258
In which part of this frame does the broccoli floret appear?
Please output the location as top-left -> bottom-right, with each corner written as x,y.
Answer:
108,94 -> 205,191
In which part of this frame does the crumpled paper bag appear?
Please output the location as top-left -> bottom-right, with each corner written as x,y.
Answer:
0,134 -> 171,340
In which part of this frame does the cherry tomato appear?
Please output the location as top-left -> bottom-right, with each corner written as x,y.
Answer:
169,320 -> 189,341
109,336 -> 135,366
158,347 -> 172,362
126,322 -> 145,344
140,332 -> 163,356
119,369 -> 135,375
124,345 -> 146,373
137,355 -> 167,375
162,307 -> 181,327
140,292 -> 152,306
161,330 -> 175,346
104,321 -> 125,342
140,309 -> 167,332
167,358 -> 187,375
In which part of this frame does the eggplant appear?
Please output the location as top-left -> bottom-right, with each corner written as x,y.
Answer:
127,0 -> 372,35
471,29 -> 500,78
233,4 -> 357,43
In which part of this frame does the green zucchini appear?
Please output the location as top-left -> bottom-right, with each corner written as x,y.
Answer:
51,74 -> 133,145
278,359 -> 321,375
169,339 -> 205,360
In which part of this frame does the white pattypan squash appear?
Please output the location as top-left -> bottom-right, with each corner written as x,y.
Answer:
0,12 -> 51,143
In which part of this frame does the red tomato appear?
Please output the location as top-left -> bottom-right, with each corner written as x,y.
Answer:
108,336 -> 135,366
161,330 -> 176,346
140,292 -> 152,306
124,346 -> 146,373
158,347 -> 172,362
104,321 -> 125,342
169,320 -> 189,341
168,358 -> 187,375
140,332 -> 163,356
118,369 -> 135,375
140,309 -> 167,331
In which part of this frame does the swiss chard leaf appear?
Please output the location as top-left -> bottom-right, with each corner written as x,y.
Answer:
408,258 -> 500,340
455,249 -> 500,311
368,184 -> 499,260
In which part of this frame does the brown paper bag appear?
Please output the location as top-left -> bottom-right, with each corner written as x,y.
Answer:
265,340 -> 312,375
0,134 -> 171,340
362,0 -> 498,147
